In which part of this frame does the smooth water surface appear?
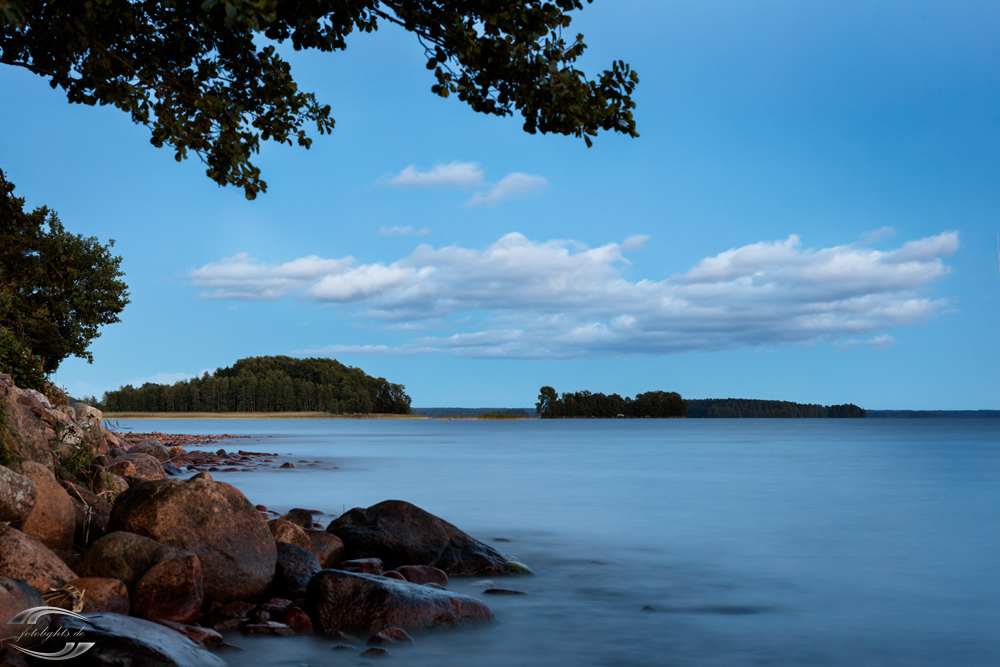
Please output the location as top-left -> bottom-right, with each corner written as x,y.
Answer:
118,418 -> 1000,666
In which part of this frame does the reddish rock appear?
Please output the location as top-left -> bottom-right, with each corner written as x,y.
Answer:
282,607 -> 313,634
108,460 -> 137,478
279,462 -> 295,469
307,531 -> 345,568
155,619 -> 223,646
241,622 -> 295,636
268,519 -> 311,550
108,476 -> 276,603
0,576 -> 46,642
76,531 -> 195,592
133,555 -> 203,624
110,452 -> 167,481
383,571 -> 406,581
306,570 -> 493,635
20,462 -> 75,552
361,647 -> 391,658
335,558 -> 383,575
279,508 -> 314,529
367,627 -> 413,645
60,577 -> 130,614
0,465 -> 36,526
0,524 -> 76,593
327,500 -> 522,575
395,565 -> 449,587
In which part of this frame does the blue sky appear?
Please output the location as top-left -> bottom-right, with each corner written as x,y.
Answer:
2,1 -> 997,409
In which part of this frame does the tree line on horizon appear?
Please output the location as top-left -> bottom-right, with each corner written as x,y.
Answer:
98,356 -> 411,415
536,387 -> 688,418
685,399 -> 866,418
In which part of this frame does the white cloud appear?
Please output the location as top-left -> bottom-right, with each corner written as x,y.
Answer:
192,231 -> 959,358
189,253 -> 353,300
465,173 -> 548,207
385,161 -> 484,188
378,225 -> 431,237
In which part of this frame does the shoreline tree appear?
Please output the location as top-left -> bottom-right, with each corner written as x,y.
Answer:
1,1 -> 639,199
0,170 -> 129,382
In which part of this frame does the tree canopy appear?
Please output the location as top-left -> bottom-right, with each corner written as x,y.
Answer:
100,355 -> 411,414
0,1 -> 639,199
536,387 -> 687,418
0,170 -> 129,374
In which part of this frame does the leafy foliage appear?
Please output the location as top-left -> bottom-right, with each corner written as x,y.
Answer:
101,354 -> 411,414
537,387 -> 687,418
0,170 -> 129,373
0,1 -> 638,199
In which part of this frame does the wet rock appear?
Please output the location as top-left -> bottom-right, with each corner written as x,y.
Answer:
108,476 -> 276,603
0,465 -> 36,525
242,621 -> 295,636
76,531 -> 195,593
0,525 -> 76,593
361,647 -> 391,658
307,531 -> 345,568
327,500 -> 522,575
57,577 -> 130,614
154,620 -> 223,647
0,577 -> 46,641
49,612 -> 226,666
133,555 -> 203,624
383,571 -> 406,581
270,542 -> 321,599
20,461 -> 75,552
306,570 -> 493,635
367,627 -> 413,645
162,463 -> 184,476
279,462 -> 295,469
268,518 -> 312,550
336,558 -> 384,576
395,565 -> 448,587
283,607 -> 314,634
279,508 -> 315,529
483,589 -> 527,595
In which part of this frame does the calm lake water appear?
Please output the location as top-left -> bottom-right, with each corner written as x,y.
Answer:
117,418 -> 1000,667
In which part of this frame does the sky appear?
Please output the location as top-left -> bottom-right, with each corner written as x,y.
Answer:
2,0 -> 998,410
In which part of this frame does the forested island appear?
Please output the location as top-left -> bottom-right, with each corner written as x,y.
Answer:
99,356 -> 411,414
536,387 -> 866,418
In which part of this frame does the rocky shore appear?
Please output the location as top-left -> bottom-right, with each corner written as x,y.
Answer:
0,374 -> 528,666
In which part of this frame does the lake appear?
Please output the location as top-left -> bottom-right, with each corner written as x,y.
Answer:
116,418 -> 1000,666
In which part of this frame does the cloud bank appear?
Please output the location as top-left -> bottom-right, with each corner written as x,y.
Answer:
190,231 -> 959,358
383,161 -> 547,207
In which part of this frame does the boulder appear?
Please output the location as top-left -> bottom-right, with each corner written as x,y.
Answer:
307,531 -> 346,568
70,402 -> 103,424
19,462 -> 75,551
75,531 -> 195,592
336,558 -> 384,575
53,578 -> 130,614
326,500 -> 521,575
108,452 -> 166,481
0,577 -> 46,641
0,465 -> 36,525
268,519 -> 311,550
48,612 -> 226,667
154,620 -> 223,647
130,439 -> 171,462
306,570 -> 493,635
0,525 -> 76,594
279,508 -> 315,529
282,607 -> 313,634
395,565 -> 449,587
269,542 -> 320,600
133,555 -> 203,624
107,476 -> 276,603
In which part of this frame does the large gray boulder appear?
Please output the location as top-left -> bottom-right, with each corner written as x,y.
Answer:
108,475 -> 276,603
306,569 -> 493,635
326,500 -> 524,575
48,612 -> 226,667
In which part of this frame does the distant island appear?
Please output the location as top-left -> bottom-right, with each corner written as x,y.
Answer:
535,387 -> 866,418
98,356 -> 411,415
866,410 -> 1000,418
